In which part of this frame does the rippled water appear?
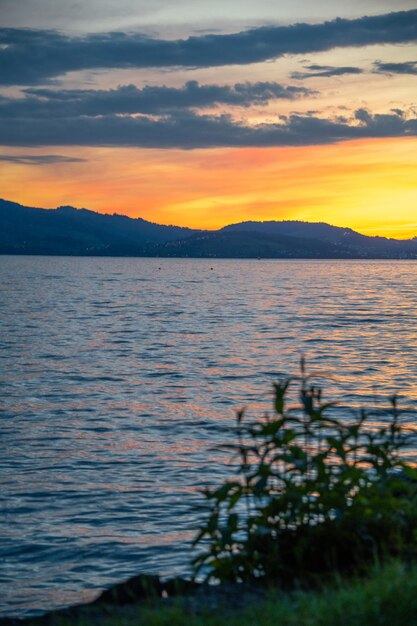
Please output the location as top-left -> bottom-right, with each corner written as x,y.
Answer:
1,256 -> 417,617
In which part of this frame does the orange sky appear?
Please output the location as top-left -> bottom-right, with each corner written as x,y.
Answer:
2,136 -> 416,238
2,8 -> 417,239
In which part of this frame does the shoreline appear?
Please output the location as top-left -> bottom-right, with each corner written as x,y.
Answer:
2,561 -> 417,626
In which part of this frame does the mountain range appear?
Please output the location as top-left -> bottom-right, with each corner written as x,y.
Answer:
1,198 -> 416,259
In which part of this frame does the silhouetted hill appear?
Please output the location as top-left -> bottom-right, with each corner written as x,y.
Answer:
222,220 -> 363,242
1,199 -> 416,258
222,220 -> 407,248
0,199 -> 198,255
220,220 -> 417,257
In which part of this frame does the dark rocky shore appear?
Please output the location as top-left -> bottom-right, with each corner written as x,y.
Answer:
0,574 -> 267,626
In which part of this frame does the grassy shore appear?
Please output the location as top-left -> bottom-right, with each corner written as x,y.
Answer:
18,561 -> 417,626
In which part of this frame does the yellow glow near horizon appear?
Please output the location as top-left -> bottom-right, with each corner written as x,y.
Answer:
1,137 -> 416,239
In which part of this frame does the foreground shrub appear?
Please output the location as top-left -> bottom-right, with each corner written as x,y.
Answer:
193,364 -> 417,584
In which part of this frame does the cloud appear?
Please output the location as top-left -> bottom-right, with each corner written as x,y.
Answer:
373,60 -> 417,75
0,9 -> 416,85
0,107 -> 415,149
0,154 -> 86,164
291,64 -> 364,79
0,81 -> 313,120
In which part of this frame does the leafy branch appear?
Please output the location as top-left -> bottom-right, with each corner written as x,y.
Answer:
192,366 -> 417,584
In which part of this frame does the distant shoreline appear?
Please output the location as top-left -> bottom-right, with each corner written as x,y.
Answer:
2,253 -> 417,260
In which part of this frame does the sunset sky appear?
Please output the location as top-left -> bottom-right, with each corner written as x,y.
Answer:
1,1 -> 416,237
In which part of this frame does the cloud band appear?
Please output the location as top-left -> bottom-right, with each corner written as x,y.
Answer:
1,9 -> 416,85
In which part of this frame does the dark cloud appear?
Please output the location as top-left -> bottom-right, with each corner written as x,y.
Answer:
0,154 -> 86,164
291,64 -> 364,79
0,108 -> 415,149
0,81 -> 313,120
373,60 -> 417,75
0,9 -> 416,85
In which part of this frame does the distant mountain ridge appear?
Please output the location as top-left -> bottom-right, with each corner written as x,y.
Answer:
220,220 -> 417,256
0,199 -> 198,256
1,198 -> 416,259
222,220 -> 369,243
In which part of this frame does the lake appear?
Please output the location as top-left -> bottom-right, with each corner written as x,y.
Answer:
1,256 -> 417,617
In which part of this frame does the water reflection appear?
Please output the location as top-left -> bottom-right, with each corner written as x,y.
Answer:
1,257 -> 417,617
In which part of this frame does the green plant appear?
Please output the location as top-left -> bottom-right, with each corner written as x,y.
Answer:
192,363 -> 417,584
